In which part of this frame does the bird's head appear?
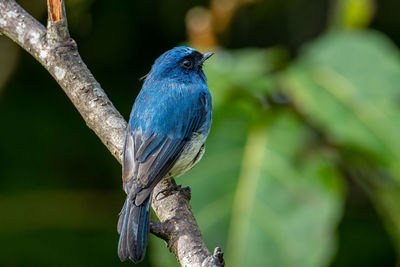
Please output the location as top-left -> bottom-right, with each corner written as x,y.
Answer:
146,46 -> 214,82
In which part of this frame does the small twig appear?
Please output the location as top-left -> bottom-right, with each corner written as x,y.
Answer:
47,0 -> 69,42
47,0 -> 62,21
0,0 -> 224,266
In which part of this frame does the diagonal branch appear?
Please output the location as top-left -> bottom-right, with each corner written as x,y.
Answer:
0,0 -> 224,266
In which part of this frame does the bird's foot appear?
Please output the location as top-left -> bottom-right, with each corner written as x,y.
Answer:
155,183 -> 191,200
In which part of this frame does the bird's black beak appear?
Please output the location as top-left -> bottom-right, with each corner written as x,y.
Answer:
200,52 -> 214,65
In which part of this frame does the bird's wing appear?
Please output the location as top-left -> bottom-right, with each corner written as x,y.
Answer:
122,91 -> 209,206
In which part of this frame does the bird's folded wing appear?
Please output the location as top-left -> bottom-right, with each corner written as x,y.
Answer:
122,111 -> 204,206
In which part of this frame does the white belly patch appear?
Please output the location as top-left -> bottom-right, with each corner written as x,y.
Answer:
166,132 -> 205,178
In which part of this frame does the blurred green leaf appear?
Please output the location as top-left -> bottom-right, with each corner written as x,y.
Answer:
282,30 -> 400,178
281,29 -> 400,255
225,113 -> 344,267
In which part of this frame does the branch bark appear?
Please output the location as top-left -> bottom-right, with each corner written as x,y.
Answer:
0,1 -> 224,266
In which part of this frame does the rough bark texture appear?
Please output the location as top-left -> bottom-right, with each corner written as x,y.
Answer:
0,1 -> 224,266
153,180 -> 224,267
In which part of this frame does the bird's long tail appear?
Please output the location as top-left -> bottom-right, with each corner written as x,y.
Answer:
117,195 -> 152,263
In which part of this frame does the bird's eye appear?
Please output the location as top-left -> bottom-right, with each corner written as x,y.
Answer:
181,59 -> 193,69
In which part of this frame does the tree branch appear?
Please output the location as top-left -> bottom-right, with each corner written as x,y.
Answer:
0,0 -> 224,266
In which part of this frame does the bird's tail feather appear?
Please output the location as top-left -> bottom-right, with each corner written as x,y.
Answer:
117,195 -> 152,263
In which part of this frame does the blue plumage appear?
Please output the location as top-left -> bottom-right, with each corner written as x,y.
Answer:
117,46 -> 213,263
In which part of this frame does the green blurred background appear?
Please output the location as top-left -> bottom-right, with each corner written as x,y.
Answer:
1,0 -> 400,266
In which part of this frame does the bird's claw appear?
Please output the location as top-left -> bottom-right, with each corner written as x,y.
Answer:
155,184 -> 191,200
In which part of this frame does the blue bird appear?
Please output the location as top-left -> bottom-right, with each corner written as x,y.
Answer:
117,46 -> 213,263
